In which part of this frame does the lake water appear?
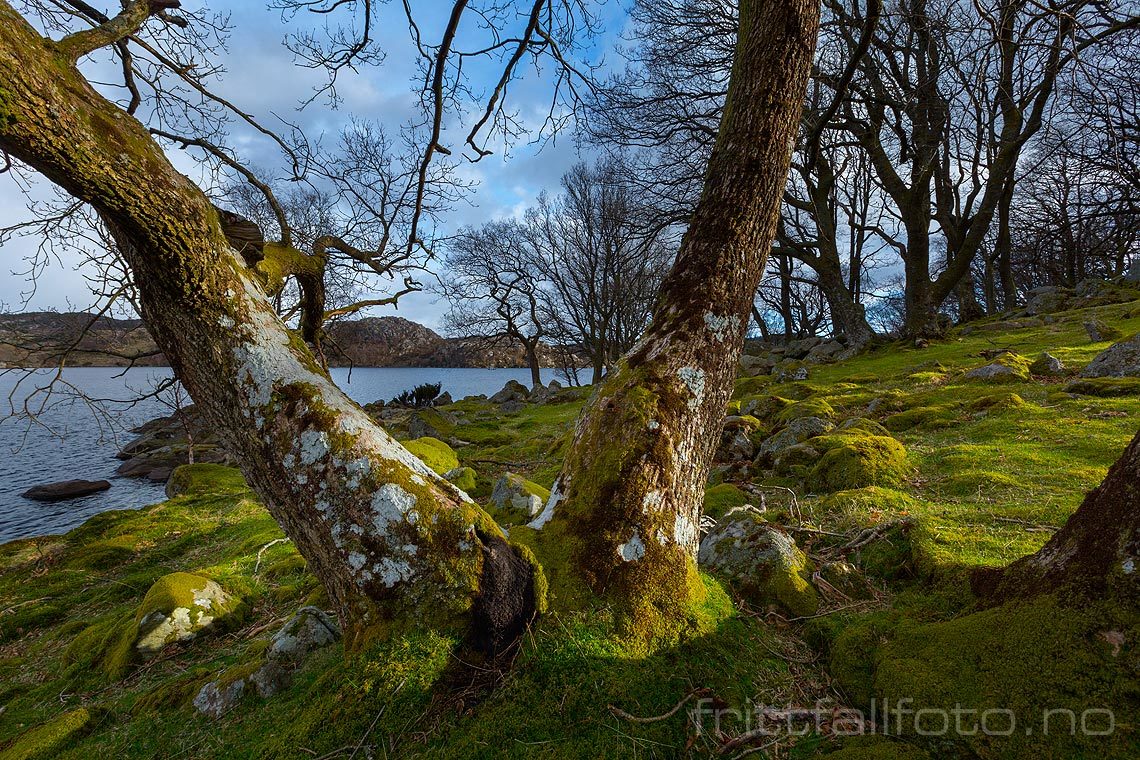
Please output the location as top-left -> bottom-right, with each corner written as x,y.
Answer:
0,366 -> 552,543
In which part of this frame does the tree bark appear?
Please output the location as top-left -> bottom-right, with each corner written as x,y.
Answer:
524,0 -> 820,642
0,3 -> 533,651
816,257 -> 875,347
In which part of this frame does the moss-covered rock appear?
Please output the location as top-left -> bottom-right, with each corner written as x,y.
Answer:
443,465 -> 477,492
740,394 -> 794,421
817,487 -> 919,531
489,473 -> 550,523
165,463 -> 246,498
808,435 -> 909,492
703,483 -> 750,521
1064,376 -> 1140,397
0,708 -> 94,760
967,392 -> 1027,412
402,436 -> 459,475
835,417 -> 893,437
775,397 -> 835,423
963,352 -> 1032,382
883,405 -> 958,432
134,572 -> 246,654
756,416 -> 835,463
697,510 -> 819,616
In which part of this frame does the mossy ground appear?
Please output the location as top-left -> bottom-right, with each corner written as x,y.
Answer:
4,297 -> 1140,757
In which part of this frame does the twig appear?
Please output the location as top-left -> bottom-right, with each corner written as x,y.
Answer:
253,538 -> 292,576
608,687 -> 713,724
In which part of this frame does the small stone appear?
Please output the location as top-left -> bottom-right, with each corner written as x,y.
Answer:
134,572 -> 243,655
194,679 -> 245,718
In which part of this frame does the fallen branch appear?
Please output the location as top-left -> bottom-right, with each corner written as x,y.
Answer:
608,687 -> 714,724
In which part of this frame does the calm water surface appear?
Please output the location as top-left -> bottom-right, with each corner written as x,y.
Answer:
0,366 -> 550,543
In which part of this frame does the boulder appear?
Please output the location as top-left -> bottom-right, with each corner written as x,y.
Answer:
134,572 -> 244,654
490,473 -> 550,521
756,416 -> 834,463
402,436 -> 459,475
698,510 -> 819,616
1081,334 -> 1140,378
20,479 -> 110,502
1023,285 -> 1072,315
773,360 -> 809,382
499,399 -> 526,414
434,391 -> 454,406
963,353 -> 1031,382
489,380 -> 529,405
1084,319 -> 1123,343
0,708 -> 95,760
739,353 -> 775,377
807,434 -> 910,492
1030,352 -> 1065,376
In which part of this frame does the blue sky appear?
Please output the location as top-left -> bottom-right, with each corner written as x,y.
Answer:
0,1 -> 631,330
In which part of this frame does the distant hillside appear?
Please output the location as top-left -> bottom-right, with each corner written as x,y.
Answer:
0,312 -> 555,368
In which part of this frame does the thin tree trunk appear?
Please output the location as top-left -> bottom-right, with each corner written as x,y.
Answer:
524,0 -> 820,642
997,177 -> 1018,309
526,343 -> 542,390
817,259 -> 875,348
0,4 -> 534,651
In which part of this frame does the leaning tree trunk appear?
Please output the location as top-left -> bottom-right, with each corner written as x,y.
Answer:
0,3 -> 535,652
990,431 -> 1140,604
524,0 -> 821,643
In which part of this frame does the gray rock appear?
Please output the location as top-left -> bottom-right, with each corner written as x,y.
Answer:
1081,334 -> 1140,378
268,607 -> 340,662
490,473 -> 547,520
1030,352 -> 1065,376
739,353 -> 775,377
698,510 -> 819,616
194,679 -> 245,718
756,416 -> 833,463
434,391 -> 453,406
805,340 -> 845,363
1024,285 -> 1072,315
499,400 -> 526,414
716,429 -> 755,464
489,380 -> 528,405
1084,319 -> 1123,343
773,360 -> 809,382
21,479 -> 110,502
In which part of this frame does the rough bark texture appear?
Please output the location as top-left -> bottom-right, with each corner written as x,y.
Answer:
527,0 -> 821,642
988,431 -> 1140,604
0,3 -> 532,650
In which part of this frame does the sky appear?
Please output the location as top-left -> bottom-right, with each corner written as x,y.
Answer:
0,1 -> 630,331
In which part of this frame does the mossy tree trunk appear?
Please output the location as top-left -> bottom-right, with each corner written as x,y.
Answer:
993,431 -> 1140,604
528,0 -> 821,642
0,2 -> 534,652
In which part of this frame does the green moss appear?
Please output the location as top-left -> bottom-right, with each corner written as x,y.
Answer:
703,483 -> 750,521
883,405 -> 959,432
733,374 -> 772,398
968,392 -> 1027,412
776,397 -> 836,423
401,436 -> 459,475
64,610 -> 138,680
0,708 -> 94,760
741,394 -> 794,422
443,465 -> 477,492
1065,376 -> 1140,397
835,597 -> 1140,758
66,534 -> 138,570
164,463 -> 246,498
836,417 -> 893,437
818,736 -> 932,759
808,436 -> 909,492
0,602 -> 66,643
